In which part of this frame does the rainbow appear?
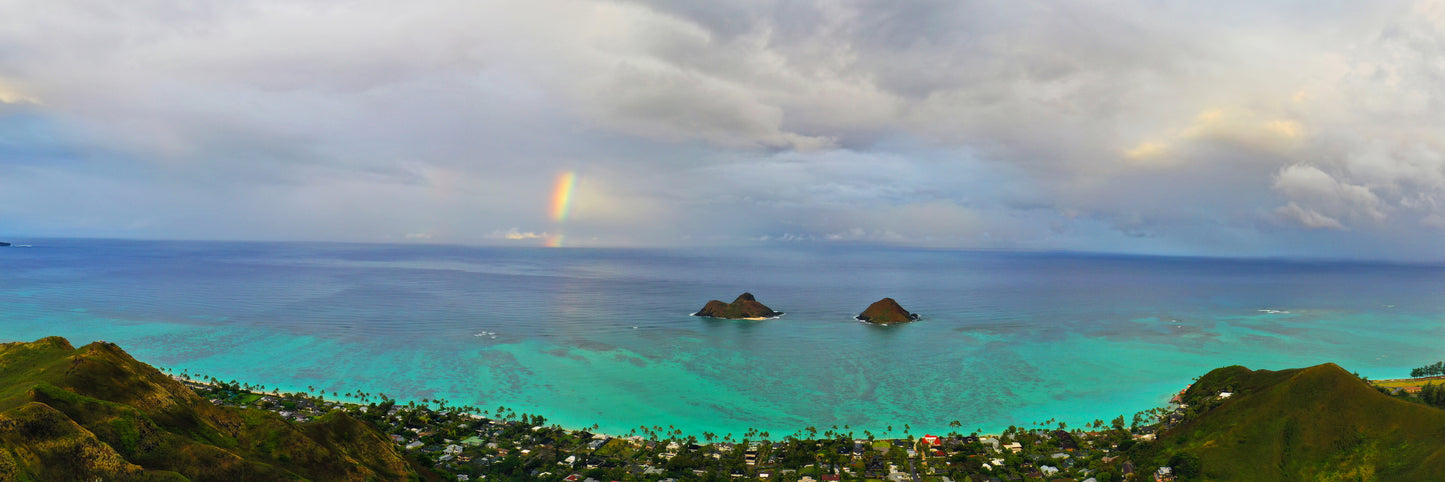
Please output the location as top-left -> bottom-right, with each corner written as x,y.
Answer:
547,171 -> 577,247
550,171 -> 577,222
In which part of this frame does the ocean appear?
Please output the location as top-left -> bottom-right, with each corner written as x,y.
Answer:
2,238 -> 1443,438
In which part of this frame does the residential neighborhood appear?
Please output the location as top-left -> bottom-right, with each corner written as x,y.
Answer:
180,374 -> 1191,481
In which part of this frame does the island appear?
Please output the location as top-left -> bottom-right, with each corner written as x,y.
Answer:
856,297 -> 920,324
693,292 -> 781,319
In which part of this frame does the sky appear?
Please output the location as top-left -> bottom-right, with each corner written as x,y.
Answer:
1,1 -> 1444,260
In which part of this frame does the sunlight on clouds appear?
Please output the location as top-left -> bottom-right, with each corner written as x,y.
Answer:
0,82 -> 39,105
491,228 -> 548,240
1124,141 -> 1169,162
1179,108 -> 1230,139
1265,120 -> 1303,139
1173,108 -> 1305,152
1123,106 -> 1307,171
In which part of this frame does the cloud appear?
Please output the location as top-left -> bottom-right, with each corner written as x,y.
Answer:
1272,164 -> 1386,229
1423,213 -> 1445,228
1124,142 -> 1169,163
584,54 -> 837,150
1275,202 -> 1346,230
490,228 -> 548,240
0,81 -> 38,105
2,0 -> 1445,259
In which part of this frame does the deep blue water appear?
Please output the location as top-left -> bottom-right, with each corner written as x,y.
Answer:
3,238 -> 1444,437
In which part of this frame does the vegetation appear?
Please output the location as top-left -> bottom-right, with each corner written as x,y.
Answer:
1411,361 -> 1445,378
1143,363 -> 1445,480
0,336 -> 423,481
1419,383 -> 1445,408
856,298 -> 920,324
693,293 -> 780,319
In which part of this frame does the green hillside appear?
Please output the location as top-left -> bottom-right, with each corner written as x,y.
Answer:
0,336 -> 422,481
1147,363 -> 1445,480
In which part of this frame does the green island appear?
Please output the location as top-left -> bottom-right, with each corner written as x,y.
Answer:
5,336 -> 1445,481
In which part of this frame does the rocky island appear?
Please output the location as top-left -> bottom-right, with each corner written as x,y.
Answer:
693,292 -> 781,319
856,297 -> 920,324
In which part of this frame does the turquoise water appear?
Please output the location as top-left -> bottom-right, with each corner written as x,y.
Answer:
2,239 -> 1443,438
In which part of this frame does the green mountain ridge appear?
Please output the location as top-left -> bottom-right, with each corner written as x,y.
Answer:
1149,362 -> 1445,480
0,336 -> 421,481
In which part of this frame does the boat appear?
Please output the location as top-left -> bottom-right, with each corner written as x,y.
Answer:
0,242 -> 10,247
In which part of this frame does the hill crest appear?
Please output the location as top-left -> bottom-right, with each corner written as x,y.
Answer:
1153,362 -> 1445,480
0,336 -> 421,481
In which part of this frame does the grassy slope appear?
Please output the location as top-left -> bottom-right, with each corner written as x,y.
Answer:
1153,363 -> 1445,481
0,337 -> 420,481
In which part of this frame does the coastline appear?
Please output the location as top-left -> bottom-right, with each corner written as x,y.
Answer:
168,367 -> 1180,443
690,313 -> 785,321
26,332 -> 1445,480
171,365 -> 1188,481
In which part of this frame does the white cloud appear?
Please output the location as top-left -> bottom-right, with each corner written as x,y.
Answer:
0,81 -> 38,104
491,228 -> 548,240
1272,164 -> 1386,229
1275,202 -> 1346,230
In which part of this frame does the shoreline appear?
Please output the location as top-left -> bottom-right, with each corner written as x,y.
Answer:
174,368 -> 1189,481
689,312 -> 785,321
168,369 -> 1181,444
